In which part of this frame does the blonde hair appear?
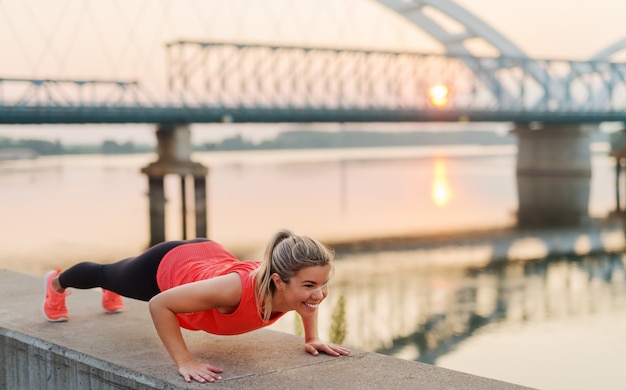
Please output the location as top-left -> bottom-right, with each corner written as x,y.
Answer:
252,229 -> 334,321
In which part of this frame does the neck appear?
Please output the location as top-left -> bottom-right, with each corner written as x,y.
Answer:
270,289 -> 288,313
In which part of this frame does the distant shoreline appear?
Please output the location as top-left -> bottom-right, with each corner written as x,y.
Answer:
0,128 -> 609,157
0,148 -> 39,161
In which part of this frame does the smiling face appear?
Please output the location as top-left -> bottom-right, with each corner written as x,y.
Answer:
271,265 -> 331,317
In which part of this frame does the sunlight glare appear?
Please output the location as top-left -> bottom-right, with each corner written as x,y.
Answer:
429,84 -> 449,107
432,158 -> 451,207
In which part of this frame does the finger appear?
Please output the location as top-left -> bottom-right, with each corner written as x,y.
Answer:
180,370 -> 192,383
334,346 -> 351,355
193,375 -> 207,384
323,344 -> 351,356
326,342 -> 349,352
305,344 -> 319,356
207,370 -> 222,381
313,343 -> 341,356
194,371 -> 219,384
201,369 -> 222,381
206,365 -> 224,374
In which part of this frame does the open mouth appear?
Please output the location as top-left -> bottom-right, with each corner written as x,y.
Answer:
303,302 -> 319,310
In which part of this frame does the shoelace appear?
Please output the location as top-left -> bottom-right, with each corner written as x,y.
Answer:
47,289 -> 71,309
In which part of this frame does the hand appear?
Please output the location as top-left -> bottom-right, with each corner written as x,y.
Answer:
178,359 -> 224,383
304,338 -> 351,357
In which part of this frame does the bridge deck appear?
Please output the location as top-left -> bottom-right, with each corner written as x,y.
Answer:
0,270 -> 531,389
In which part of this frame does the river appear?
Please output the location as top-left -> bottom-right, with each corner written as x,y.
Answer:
1,143 -> 624,389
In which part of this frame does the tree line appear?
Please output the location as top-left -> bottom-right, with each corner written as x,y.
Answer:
198,129 -> 515,151
0,137 -> 154,156
1,129 -> 518,157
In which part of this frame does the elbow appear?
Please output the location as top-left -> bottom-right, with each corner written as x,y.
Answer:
148,293 -> 176,320
148,295 -> 161,317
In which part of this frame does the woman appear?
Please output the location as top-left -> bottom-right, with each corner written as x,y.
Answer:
43,229 -> 350,383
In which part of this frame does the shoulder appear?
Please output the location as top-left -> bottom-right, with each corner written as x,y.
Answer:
204,272 -> 243,308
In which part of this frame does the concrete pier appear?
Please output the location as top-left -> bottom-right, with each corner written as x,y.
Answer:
514,123 -> 594,228
0,270 -> 533,390
141,123 -> 209,245
514,122 -> 594,176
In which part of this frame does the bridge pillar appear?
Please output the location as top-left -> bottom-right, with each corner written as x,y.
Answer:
608,127 -> 626,213
514,123 -> 595,228
141,124 -> 209,246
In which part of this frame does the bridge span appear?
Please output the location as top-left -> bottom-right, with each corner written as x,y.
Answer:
2,42 -> 626,124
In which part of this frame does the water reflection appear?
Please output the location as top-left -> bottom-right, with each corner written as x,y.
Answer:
2,148 -> 617,276
517,174 -> 591,228
431,157 -> 451,207
325,251 -> 626,366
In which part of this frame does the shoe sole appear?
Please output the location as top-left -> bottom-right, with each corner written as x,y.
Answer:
42,270 -> 68,322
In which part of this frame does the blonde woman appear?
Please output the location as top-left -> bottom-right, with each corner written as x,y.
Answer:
43,229 -> 350,383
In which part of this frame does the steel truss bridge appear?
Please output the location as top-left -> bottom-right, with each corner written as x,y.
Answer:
2,0 -> 626,125
2,41 -> 626,125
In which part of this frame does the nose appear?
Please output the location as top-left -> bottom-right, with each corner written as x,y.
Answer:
311,286 -> 328,301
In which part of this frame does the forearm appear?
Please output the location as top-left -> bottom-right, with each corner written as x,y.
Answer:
301,311 -> 320,342
148,299 -> 193,366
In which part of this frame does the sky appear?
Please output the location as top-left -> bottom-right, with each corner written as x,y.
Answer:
1,0 -> 625,145
454,0 -> 626,60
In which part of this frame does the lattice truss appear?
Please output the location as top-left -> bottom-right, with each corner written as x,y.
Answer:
167,41 -> 626,113
0,78 -> 153,108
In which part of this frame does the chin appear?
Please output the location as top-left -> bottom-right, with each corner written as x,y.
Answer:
297,309 -> 316,318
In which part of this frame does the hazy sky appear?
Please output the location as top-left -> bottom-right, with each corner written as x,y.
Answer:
3,0 -> 624,78
455,0 -> 626,60
1,0 -> 625,144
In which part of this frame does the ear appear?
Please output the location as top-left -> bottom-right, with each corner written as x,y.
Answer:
271,273 -> 284,289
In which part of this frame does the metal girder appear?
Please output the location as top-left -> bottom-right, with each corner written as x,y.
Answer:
590,37 -> 626,61
374,0 -> 527,57
1,106 -> 625,125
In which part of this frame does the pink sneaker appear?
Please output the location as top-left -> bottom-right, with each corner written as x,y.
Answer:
102,289 -> 124,314
43,270 -> 69,322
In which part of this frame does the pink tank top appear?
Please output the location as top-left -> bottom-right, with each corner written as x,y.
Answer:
155,241 -> 284,335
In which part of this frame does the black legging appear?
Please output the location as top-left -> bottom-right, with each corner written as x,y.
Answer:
58,238 -> 210,301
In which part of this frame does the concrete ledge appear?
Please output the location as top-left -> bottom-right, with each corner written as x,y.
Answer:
0,270 -> 533,389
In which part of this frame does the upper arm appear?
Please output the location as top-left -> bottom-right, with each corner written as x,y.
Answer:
149,272 -> 242,314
